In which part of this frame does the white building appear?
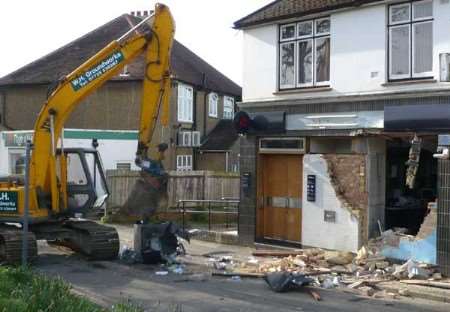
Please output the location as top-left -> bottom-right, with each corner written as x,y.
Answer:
0,129 -> 139,175
235,0 -> 446,253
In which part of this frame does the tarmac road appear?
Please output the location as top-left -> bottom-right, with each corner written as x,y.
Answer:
34,236 -> 449,312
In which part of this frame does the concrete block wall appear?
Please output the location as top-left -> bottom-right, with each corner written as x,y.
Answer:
238,135 -> 257,245
302,154 -> 361,252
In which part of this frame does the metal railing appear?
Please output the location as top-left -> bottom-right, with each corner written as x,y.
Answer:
176,199 -> 239,232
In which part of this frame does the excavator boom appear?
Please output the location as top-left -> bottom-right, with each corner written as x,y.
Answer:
0,3 -> 175,263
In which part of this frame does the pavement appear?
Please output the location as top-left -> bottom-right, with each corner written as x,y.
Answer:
33,224 -> 450,312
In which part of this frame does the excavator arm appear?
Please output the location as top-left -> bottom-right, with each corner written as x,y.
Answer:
29,3 -> 175,213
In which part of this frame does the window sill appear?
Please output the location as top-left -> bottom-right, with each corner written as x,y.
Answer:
273,86 -> 332,95
382,79 -> 437,87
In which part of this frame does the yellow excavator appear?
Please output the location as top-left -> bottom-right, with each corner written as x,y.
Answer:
0,3 -> 175,263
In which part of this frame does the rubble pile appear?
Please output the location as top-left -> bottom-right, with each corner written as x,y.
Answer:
208,245 -> 446,298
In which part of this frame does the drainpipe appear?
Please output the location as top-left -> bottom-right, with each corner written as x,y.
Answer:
225,151 -> 229,172
0,89 -> 7,129
202,73 -> 207,139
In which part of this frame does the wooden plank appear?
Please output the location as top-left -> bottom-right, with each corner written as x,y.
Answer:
212,271 -> 265,278
252,250 -> 304,257
399,280 -> 450,289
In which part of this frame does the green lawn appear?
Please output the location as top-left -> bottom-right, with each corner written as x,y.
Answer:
0,267 -> 142,312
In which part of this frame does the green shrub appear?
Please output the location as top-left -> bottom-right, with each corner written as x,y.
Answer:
0,267 -> 144,312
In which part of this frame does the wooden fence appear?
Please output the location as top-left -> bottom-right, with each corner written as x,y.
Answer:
106,169 -> 240,211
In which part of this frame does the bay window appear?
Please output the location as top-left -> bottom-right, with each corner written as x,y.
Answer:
279,17 -> 330,90
388,0 -> 433,80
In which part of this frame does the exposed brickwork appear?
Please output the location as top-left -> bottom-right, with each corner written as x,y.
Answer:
323,155 -> 369,243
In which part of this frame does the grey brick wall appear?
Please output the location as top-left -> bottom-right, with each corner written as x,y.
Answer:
238,135 -> 257,245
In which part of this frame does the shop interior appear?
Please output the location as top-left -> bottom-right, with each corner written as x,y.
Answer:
385,135 -> 437,235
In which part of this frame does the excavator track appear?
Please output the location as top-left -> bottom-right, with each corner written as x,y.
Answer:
0,226 -> 37,264
64,221 -> 119,260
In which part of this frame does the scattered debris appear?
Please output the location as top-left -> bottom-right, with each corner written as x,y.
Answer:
309,290 -> 322,301
398,289 -> 410,297
135,222 -> 189,265
119,245 -> 140,264
264,272 -> 314,293
155,271 -> 169,276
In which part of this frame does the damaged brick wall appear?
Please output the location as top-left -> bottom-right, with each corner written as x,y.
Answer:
323,155 -> 369,243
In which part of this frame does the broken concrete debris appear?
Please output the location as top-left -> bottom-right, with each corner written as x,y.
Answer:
212,244 -> 447,297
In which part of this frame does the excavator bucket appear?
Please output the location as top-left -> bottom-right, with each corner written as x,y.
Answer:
116,171 -> 168,222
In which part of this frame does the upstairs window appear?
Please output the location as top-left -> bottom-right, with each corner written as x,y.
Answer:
388,0 -> 433,80
223,96 -> 235,120
279,17 -> 331,90
208,92 -> 218,118
177,83 -> 193,123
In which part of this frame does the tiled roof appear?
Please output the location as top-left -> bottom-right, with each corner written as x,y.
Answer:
200,120 -> 238,151
234,0 -> 383,29
0,15 -> 241,97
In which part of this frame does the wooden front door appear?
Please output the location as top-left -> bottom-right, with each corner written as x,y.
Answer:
259,154 -> 302,242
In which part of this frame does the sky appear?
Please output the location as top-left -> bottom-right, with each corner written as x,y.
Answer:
0,0 -> 273,86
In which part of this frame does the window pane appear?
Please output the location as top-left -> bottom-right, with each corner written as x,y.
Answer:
413,22 -> 433,74
390,25 -> 410,77
390,4 -> 410,24
316,37 -> 330,83
280,24 -> 296,40
280,42 -> 295,88
298,40 -> 313,85
413,1 -> 433,20
298,21 -> 312,37
315,18 -> 330,35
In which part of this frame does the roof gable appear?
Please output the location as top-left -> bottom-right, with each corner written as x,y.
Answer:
234,0 -> 384,29
0,15 -> 241,97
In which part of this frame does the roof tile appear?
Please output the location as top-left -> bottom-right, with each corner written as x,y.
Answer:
0,15 -> 241,96
234,0 -> 383,29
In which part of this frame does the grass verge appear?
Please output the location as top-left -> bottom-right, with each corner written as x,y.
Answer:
0,266 -> 143,312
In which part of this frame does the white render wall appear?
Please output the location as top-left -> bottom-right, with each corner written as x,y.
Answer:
62,138 -> 139,171
302,154 -> 360,252
241,0 -> 450,103
0,130 -> 139,176
242,24 -> 278,101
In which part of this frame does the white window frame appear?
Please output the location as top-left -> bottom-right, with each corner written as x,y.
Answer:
192,131 -> 201,147
280,23 -> 296,42
279,17 -> 331,90
223,96 -> 235,120
388,0 -> 433,80
177,83 -> 193,123
279,41 -> 297,89
389,24 -> 412,80
176,155 -> 193,171
179,131 -> 192,147
208,92 -> 218,118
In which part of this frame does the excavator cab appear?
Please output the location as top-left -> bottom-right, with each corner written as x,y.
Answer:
59,148 -> 109,213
